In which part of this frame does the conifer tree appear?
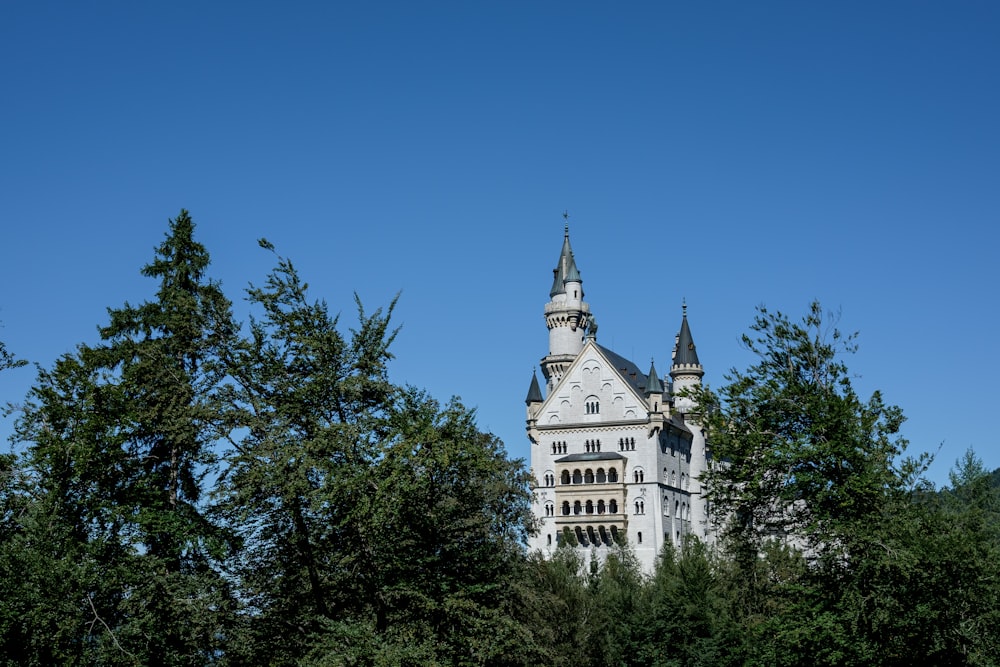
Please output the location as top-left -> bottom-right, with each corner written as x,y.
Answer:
214,242 -> 399,665
8,211 -> 237,665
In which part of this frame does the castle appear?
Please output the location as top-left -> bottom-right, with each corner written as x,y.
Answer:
526,226 -> 711,573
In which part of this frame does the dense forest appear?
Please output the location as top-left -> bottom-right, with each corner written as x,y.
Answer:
2,212 -> 998,666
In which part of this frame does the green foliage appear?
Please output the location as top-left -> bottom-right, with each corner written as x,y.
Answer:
4,210 -> 237,664
697,302 -> 911,557
6,226 -> 999,666
0,337 -> 26,374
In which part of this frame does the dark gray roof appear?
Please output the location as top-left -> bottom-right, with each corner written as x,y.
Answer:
549,227 -> 582,297
645,360 -> 664,394
525,371 -> 543,404
555,452 -> 626,463
672,309 -> 701,367
597,344 -> 648,395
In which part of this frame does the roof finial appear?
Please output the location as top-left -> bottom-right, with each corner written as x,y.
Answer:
682,298 -> 687,317
563,210 -> 569,236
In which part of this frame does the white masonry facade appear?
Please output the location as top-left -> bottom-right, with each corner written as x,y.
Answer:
525,227 -> 711,574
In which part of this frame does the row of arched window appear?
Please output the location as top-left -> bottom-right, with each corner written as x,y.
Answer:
584,439 -> 601,452
559,525 -> 619,548
584,400 -> 600,414
619,437 -> 635,451
550,441 -> 567,454
543,499 -> 690,519
662,468 -> 688,489
560,467 -> 619,485
663,498 -> 691,521
559,499 -> 620,516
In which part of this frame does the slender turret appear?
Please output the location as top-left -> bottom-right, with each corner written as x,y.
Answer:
541,221 -> 591,390
670,302 -> 703,414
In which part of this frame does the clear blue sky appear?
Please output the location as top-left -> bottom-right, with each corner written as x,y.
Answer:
2,2 -> 998,486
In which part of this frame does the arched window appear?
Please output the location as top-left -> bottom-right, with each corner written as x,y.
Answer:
585,500 -> 594,514
609,499 -> 618,514
572,469 -> 582,484
675,500 -> 680,519
610,525 -> 620,543
596,468 -> 606,483
635,500 -> 644,514
608,468 -> 618,483
586,526 -> 598,545
597,499 -> 606,514
671,470 -> 676,486
630,437 -> 635,450
598,525 -> 610,546
545,502 -> 554,517
574,501 -> 582,515
637,531 -> 643,544
547,534 -> 552,546
576,526 -> 587,546
618,438 -> 624,451
595,439 -> 601,452
562,501 -> 570,516
561,470 -> 570,485
584,469 -> 594,484
681,472 -> 686,490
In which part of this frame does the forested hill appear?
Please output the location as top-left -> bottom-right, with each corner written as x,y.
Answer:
2,213 -> 998,666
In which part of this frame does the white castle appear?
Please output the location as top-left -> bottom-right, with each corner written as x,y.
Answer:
526,225 -> 711,573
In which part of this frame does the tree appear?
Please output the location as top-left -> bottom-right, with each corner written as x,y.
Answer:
697,301 -> 910,560
213,243 -> 399,665
215,243 -> 536,665
694,302 -> 1000,666
7,210 -> 237,665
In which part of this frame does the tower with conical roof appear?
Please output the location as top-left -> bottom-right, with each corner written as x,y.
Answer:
670,302 -> 704,415
541,222 -> 591,391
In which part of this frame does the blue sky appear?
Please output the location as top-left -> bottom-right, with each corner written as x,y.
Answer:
2,2 -> 998,486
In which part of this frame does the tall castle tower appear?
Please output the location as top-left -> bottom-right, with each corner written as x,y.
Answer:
526,225 -> 711,573
541,223 -> 591,391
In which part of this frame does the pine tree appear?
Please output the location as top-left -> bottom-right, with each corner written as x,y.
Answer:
8,210 -> 237,665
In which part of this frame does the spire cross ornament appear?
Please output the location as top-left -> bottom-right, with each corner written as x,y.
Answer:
563,210 -> 569,235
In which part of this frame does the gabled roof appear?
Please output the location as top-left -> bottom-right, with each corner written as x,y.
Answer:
596,343 -> 649,396
536,339 -> 649,419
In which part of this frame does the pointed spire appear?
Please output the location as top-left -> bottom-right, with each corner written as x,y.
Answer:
549,217 -> 581,296
672,301 -> 701,368
525,370 -> 543,404
645,358 -> 664,394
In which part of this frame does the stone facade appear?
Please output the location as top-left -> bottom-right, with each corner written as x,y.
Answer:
526,227 -> 710,574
